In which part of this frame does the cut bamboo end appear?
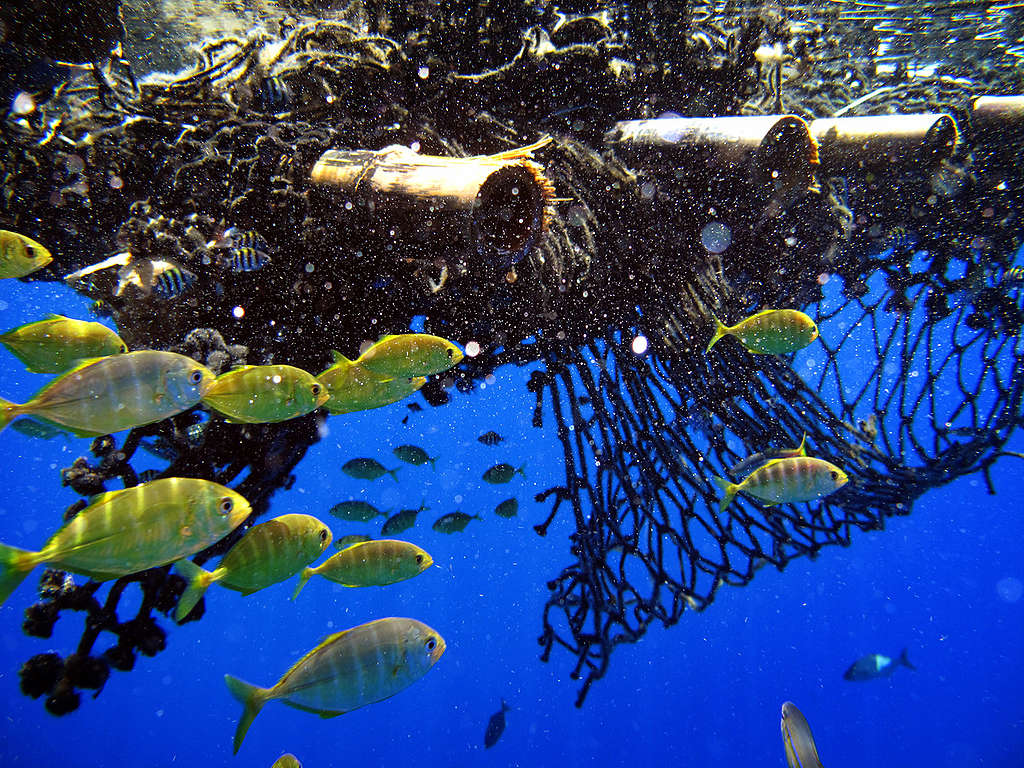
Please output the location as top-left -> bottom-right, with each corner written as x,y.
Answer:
310,139 -> 554,266
972,95 -> 1024,137
808,114 -> 958,174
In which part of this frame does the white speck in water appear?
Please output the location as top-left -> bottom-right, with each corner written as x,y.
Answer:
631,335 -> 648,354
108,174 -> 123,190
272,375 -> 282,384
465,341 -> 481,357
817,273 -> 831,285
418,66 -> 430,79
410,141 -> 421,152
640,182 -> 656,200
485,374 -> 496,385
996,576 -> 1023,603
455,495 -> 463,504
700,221 -> 732,254
232,306 -> 245,318
11,91 -> 36,115
305,262 -> 315,273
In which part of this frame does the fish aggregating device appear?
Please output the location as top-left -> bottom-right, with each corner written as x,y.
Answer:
1,0 -> 1023,715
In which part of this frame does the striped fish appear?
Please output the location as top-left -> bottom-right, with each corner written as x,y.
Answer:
218,227 -> 270,252
174,513 -> 333,621
727,433 -> 807,479
255,76 -> 293,112
0,477 -> 251,605
707,309 -> 819,355
713,455 -> 848,511
225,617 -> 446,753
154,263 -> 197,298
292,539 -> 432,598
221,246 -> 271,272
1002,266 -> 1024,287
113,258 -> 196,299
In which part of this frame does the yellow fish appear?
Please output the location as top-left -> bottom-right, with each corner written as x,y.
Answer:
356,333 -> 463,378
0,477 -> 251,605
0,314 -> 127,373
202,365 -> 329,424
272,755 -> 302,768
225,617 -> 446,753
0,350 -> 214,436
727,433 -> 807,479
714,456 -> 847,511
174,513 -> 333,621
292,539 -> 432,599
318,352 -> 425,414
0,230 -> 52,279
706,309 -> 819,354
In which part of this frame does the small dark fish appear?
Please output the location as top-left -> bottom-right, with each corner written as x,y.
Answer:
342,458 -> 400,482
843,648 -> 914,681
478,431 -> 504,446
334,534 -> 373,550
381,503 -> 428,536
138,436 -> 179,461
9,418 -> 71,441
494,498 -> 518,518
482,463 -> 525,484
329,500 -> 385,523
407,402 -> 423,412
221,247 -> 271,273
1002,266 -> 1024,288
256,76 -> 293,111
153,264 -> 196,299
781,701 -> 824,768
137,469 -> 162,483
484,699 -> 510,748
432,511 -> 480,534
393,444 -> 436,469
186,421 -> 208,446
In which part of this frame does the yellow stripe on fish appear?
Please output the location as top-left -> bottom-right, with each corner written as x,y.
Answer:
292,539 -> 432,598
355,333 -> 463,378
0,314 -> 127,374
318,351 -> 425,414
225,617 -> 445,753
714,455 -> 848,511
0,350 -> 214,436
0,477 -> 251,605
706,309 -> 819,355
0,230 -> 52,279
174,513 -> 333,621
201,364 -> 329,423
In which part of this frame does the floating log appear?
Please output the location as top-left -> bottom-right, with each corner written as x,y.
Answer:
808,114 -> 958,174
310,139 -> 555,269
972,95 -> 1024,138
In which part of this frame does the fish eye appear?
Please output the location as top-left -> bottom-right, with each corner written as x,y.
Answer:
415,554 -> 424,565
119,344 -> 128,353
218,497 -> 234,514
319,529 -> 329,543
189,369 -> 204,385
311,383 -> 322,396
425,637 -> 437,652
830,471 -> 839,480
446,348 -> 453,358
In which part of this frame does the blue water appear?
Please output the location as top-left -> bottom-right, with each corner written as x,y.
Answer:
0,277 -> 1022,768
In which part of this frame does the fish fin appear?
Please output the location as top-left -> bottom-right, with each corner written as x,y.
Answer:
388,467 -> 401,483
795,432 -> 807,456
0,398 -> 21,433
174,559 -> 219,622
331,350 -> 352,364
0,542 -> 36,606
713,476 -> 738,512
280,699 -> 346,717
898,648 -> 915,670
291,567 -> 313,600
44,313 -> 71,321
224,674 -> 268,754
87,489 -> 127,505
428,456 -> 437,470
706,314 -> 730,353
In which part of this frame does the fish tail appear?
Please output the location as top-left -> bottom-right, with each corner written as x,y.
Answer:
898,648 -> 915,670
291,567 -> 313,600
224,674 -> 268,754
388,467 -> 401,483
501,698 -> 510,713
0,398 -> 22,434
713,476 -> 738,512
428,457 -> 437,471
0,542 -> 36,606
174,560 -> 219,622
516,464 -> 527,479
705,314 -> 729,353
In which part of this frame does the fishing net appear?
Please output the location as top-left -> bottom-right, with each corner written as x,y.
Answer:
2,0 -> 1022,711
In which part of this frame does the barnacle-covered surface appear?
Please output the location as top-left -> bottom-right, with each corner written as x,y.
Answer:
1,0 -> 1023,710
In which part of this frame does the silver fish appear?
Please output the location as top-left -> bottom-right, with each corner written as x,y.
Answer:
781,701 -> 825,768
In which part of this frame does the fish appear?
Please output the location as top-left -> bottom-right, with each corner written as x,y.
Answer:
432,511 -> 480,534
0,314 -> 127,374
220,246 -> 271,273
843,649 -> 914,681
727,434 -> 808,480
0,230 -> 53,279
393,444 -> 436,469
478,431 -> 505,446
216,227 -> 270,252
0,477 -> 251,605
225,617 -> 445,753
355,333 -> 464,378
271,755 -> 301,768
255,76 -> 293,112
482,463 -> 526,484
484,699 -> 511,748
334,534 -> 373,549
202,365 -> 329,424
291,539 -> 433,598
381,503 -> 429,536
0,350 -> 214,437
494,498 -> 519,518
781,701 -> 825,768
407,402 -> 423,413
713,456 -> 848,512
110,256 -> 196,299
8,418 -> 72,441
138,436 -> 179,461
1002,266 -> 1024,288
341,457 -> 400,482
328,500 -> 386,523
319,352 -> 426,414
706,309 -> 819,355
174,514 -> 333,621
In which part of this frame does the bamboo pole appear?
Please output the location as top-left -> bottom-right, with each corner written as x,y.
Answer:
808,114 -> 958,173
972,95 -> 1024,137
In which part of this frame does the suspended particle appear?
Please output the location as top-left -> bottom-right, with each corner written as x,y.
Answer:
465,341 -> 481,357
108,174 -> 124,190
232,306 -> 245,318
631,335 -> 648,354
700,221 -> 732,254
418,66 -> 430,79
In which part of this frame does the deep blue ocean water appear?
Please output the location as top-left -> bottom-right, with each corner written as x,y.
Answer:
0,265 -> 1022,768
